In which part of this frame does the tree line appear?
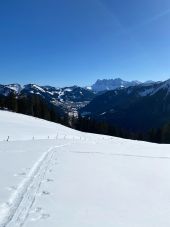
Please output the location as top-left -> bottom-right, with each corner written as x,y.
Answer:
72,116 -> 170,144
0,93 -> 68,126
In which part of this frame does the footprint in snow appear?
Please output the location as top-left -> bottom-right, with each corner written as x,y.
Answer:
30,213 -> 50,221
42,178 -> 54,183
35,207 -> 42,213
14,172 -> 26,177
30,215 -> 42,222
7,186 -> 17,191
51,161 -> 57,167
42,190 -> 50,196
41,213 -> 50,219
46,178 -> 54,182
29,207 -> 42,215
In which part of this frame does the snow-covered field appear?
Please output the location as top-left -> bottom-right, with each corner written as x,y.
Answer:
0,110 -> 170,227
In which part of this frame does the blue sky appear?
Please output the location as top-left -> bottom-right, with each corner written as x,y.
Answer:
0,0 -> 170,86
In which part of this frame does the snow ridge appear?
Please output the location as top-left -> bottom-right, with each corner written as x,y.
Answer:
0,144 -> 67,227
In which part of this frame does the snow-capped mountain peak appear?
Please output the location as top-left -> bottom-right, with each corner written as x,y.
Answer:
6,84 -> 22,93
0,84 -> 22,96
91,78 -> 141,92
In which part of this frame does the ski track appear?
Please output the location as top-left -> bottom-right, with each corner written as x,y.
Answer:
0,141 -> 169,227
0,144 -> 67,227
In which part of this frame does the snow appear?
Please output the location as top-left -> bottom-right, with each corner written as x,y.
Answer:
0,110 -> 170,226
86,86 -> 92,90
32,85 -> 45,93
150,79 -> 170,96
58,91 -> 64,100
64,88 -> 72,92
0,110 -> 81,141
25,142 -> 170,227
92,78 -> 141,92
100,112 -> 106,115
46,91 -> 54,96
6,84 -> 22,93
138,87 -> 154,96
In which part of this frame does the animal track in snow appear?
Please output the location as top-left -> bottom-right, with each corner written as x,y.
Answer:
41,213 -> 50,219
48,168 -> 52,173
46,178 -> 54,182
41,190 -> 50,196
30,208 -> 50,222
6,186 -> 17,191
14,172 -> 26,177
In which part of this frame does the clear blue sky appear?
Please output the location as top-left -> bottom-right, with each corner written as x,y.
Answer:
0,0 -> 170,86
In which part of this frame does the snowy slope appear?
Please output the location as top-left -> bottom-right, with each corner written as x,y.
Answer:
0,110 -> 81,141
0,111 -> 170,227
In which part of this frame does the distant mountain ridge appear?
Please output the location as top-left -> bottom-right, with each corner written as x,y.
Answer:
0,83 -> 96,100
91,78 -> 142,92
81,79 -> 170,132
0,83 -> 96,117
2,78 -> 170,135
0,78 -> 162,118
0,78 -> 157,97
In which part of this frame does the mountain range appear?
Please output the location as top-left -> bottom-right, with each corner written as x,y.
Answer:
91,78 -> 141,92
0,83 -> 96,117
1,78 -> 170,134
81,79 -> 170,132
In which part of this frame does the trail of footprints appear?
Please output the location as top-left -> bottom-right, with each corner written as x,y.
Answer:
13,167 -> 30,177
29,173 -> 55,222
7,168 -> 29,192
29,206 -> 50,222
36,156 -> 58,221
6,153 -> 58,223
30,156 -> 57,221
